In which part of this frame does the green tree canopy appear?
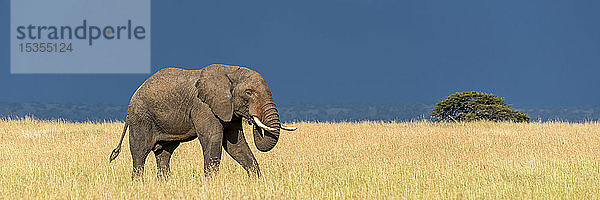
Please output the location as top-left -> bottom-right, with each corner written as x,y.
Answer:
431,91 -> 530,122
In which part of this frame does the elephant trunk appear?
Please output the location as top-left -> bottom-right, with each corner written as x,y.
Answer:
252,101 -> 281,152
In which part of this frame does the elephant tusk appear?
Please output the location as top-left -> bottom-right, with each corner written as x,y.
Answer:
280,125 -> 297,131
252,116 -> 278,132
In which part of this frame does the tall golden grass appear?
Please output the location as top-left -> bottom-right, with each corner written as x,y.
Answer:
0,118 -> 598,199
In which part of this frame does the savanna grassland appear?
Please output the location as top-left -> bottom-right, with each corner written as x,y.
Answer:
0,118 -> 599,199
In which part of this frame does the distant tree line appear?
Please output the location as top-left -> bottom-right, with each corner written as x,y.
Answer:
1,100 -> 599,122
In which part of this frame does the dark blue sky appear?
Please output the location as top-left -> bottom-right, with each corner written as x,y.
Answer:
1,0 -> 599,107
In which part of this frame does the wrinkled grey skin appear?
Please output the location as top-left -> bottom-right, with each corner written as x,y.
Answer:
109,64 -> 284,180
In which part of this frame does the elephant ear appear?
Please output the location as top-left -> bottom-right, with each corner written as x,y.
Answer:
196,70 -> 233,122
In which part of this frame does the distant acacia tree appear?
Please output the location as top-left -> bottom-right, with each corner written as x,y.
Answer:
431,91 -> 530,122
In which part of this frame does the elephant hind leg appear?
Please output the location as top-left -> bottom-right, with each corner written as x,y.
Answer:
153,141 -> 180,180
129,122 -> 157,180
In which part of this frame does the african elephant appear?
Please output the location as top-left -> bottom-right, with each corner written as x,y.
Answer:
108,64 -> 296,179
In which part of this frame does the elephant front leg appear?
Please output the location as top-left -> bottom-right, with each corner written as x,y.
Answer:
192,101 -> 225,178
223,118 -> 261,177
198,131 -> 223,178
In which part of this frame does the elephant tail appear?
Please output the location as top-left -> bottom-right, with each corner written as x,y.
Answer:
109,122 -> 129,163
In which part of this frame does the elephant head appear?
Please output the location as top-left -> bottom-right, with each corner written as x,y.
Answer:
196,64 -> 296,152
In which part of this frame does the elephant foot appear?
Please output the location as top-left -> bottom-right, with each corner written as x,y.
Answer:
156,170 -> 170,181
132,166 -> 145,181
